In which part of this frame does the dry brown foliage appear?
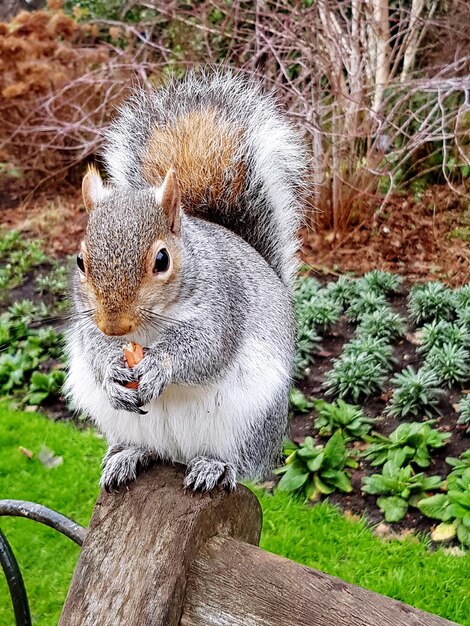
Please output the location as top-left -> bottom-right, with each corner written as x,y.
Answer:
0,5 -> 158,190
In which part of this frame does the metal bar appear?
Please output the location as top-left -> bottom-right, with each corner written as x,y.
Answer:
0,500 -> 86,546
0,528 -> 31,626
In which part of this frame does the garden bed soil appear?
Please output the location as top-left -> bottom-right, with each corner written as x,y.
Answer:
289,288 -> 469,537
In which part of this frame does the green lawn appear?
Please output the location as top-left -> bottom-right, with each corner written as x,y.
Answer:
0,406 -> 469,625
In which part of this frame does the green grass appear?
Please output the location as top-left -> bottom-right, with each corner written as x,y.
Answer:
0,407 -> 469,626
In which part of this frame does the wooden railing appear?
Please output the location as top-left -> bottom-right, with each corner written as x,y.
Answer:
58,464 -> 459,626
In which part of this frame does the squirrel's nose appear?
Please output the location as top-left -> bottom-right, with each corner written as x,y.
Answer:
96,312 -> 136,336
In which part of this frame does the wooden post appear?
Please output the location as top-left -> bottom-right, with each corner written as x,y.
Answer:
59,464 -> 262,626
60,463 -> 459,626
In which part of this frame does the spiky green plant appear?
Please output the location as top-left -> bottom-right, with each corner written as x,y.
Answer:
324,353 -> 387,402
359,270 -> 402,295
302,296 -> 342,332
313,399 -> 374,440
363,422 -> 451,468
456,284 -> 470,308
408,282 -> 456,324
356,309 -> 407,341
418,320 -> 470,354
343,336 -> 394,369
346,291 -> 389,321
293,276 -> 323,379
423,343 -> 470,387
457,306 -> 470,326
457,395 -> 470,432
386,367 -> 444,418
324,275 -> 359,307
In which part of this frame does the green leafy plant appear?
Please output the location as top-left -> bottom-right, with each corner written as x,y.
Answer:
408,282 -> 456,324
362,462 -> 443,522
324,353 -> 387,402
418,467 -> 470,547
359,270 -> 402,295
363,422 -> 451,468
346,291 -> 388,321
446,451 -> 470,479
386,367 -> 444,418
289,388 -> 314,413
343,336 -> 394,369
313,399 -> 373,440
418,320 -> 470,355
422,343 -> 470,387
0,230 -> 47,297
27,370 -> 66,406
35,263 -> 69,297
356,309 -> 407,341
275,431 -> 357,501
457,395 -> 470,432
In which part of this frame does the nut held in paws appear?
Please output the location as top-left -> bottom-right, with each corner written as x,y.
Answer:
123,342 -> 144,388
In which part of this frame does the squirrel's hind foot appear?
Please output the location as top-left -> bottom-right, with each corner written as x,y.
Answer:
184,457 -> 237,492
100,445 -> 156,492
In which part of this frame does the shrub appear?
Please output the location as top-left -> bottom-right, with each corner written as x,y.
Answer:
386,367 -> 444,418
408,282 -> 456,324
313,399 -> 373,441
293,277 -> 323,379
363,462 -> 443,522
363,422 -> 451,468
456,284 -> 470,308
356,309 -> 407,341
275,432 -> 357,501
324,353 -> 387,402
422,343 -> 470,387
27,369 -> 66,405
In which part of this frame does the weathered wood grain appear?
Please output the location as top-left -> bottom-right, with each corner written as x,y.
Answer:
58,463 -> 262,626
181,536 -> 460,626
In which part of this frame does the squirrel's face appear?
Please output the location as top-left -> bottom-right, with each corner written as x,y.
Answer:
76,167 -> 182,337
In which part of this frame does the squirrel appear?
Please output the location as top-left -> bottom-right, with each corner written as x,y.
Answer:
65,70 -> 306,492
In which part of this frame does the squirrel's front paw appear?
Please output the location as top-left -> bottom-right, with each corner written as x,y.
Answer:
184,457 -> 237,492
133,348 -> 172,405
103,356 -> 146,415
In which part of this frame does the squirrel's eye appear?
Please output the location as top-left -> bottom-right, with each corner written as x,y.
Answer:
76,253 -> 85,273
153,248 -> 170,273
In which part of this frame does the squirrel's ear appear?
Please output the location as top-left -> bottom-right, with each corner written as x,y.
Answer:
159,168 -> 181,234
82,166 -> 110,213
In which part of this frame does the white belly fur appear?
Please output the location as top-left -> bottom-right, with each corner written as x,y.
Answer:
65,338 -> 288,464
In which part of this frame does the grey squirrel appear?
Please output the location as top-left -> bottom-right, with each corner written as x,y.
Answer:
65,70 -> 306,492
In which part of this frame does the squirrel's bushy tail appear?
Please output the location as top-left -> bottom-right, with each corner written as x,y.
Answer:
102,70 -> 306,288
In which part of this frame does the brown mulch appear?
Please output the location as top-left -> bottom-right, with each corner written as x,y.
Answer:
303,185 -> 470,287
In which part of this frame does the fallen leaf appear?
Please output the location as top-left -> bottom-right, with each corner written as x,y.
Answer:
18,446 -> 33,459
431,523 -> 456,543
38,446 -> 63,469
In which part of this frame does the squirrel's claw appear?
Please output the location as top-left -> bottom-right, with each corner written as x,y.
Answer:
132,348 -> 172,405
103,356 -> 144,414
184,457 -> 237,492
100,445 -> 155,492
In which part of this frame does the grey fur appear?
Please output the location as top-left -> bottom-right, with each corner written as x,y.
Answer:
66,71 -> 304,492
